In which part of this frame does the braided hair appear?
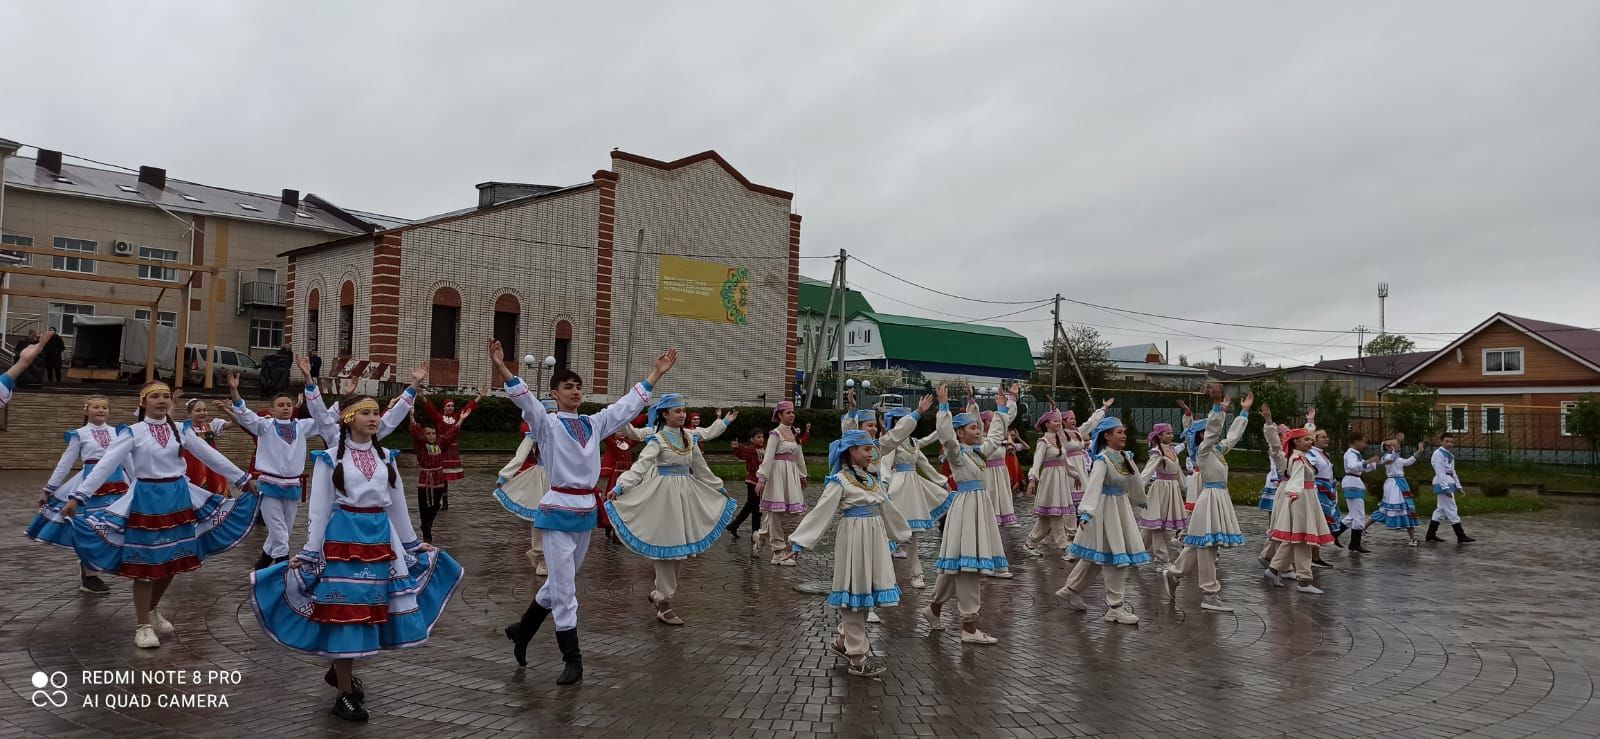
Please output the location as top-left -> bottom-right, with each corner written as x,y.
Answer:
135,382 -> 182,442
331,394 -> 398,495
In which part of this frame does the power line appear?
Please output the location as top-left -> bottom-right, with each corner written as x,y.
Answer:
848,254 -> 1049,305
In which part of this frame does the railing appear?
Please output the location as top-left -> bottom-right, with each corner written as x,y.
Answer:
240,282 -> 286,308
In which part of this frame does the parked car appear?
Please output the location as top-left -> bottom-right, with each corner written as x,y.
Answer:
183,345 -> 261,386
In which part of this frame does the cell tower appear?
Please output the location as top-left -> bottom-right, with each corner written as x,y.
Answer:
1377,282 -> 1389,335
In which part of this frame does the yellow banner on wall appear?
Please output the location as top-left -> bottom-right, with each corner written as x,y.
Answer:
657,255 -> 749,325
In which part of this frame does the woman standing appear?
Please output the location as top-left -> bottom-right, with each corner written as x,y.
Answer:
1137,422 -> 1188,567
66,382 -> 261,648
923,383 -> 1017,645
790,429 -> 913,677
878,398 -> 944,589
1054,417 -> 1150,625
1265,426 -> 1331,593
1163,388 -> 1251,613
1022,407 -> 1084,558
604,394 -> 737,626
755,401 -> 808,566
29,395 -> 125,595
251,392 -> 463,723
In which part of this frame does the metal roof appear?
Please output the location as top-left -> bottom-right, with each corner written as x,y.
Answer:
1108,343 -> 1162,363
798,275 -> 873,317
3,156 -> 407,235
850,311 -> 1036,372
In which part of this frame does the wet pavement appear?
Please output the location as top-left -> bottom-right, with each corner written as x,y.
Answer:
2,468 -> 1597,738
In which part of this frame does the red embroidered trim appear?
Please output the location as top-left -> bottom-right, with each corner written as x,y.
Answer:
310,603 -> 391,624
1269,530 -> 1335,545
324,541 -> 395,562
127,508 -> 199,530
117,555 -> 202,580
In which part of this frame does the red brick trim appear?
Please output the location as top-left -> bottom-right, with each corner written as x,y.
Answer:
592,171 -> 617,394
610,150 -> 792,200
370,235 -> 403,365
285,256 -> 296,347
787,214 -> 801,395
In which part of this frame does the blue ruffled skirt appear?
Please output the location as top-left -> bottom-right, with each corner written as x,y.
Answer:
72,477 -> 257,580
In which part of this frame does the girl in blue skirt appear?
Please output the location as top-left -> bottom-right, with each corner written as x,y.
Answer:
66,382 -> 260,649
30,396 -> 128,595
251,392 -> 463,723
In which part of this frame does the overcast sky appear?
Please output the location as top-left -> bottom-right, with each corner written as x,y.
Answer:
4,1 -> 1596,366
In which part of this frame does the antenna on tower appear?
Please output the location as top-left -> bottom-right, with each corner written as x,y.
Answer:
1377,282 -> 1389,336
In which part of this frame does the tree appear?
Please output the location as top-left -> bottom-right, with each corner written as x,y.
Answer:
1312,379 -> 1356,449
1239,352 -> 1266,367
1248,373 -> 1299,444
1364,333 -> 1417,356
1565,395 -> 1600,467
1030,324 -> 1113,407
1177,354 -> 1189,367
1387,384 -> 1440,442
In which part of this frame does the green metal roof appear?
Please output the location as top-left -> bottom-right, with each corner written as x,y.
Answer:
855,311 -> 1036,372
798,275 -> 873,317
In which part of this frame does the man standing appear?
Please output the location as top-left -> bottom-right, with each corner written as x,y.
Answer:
43,330 -> 66,384
307,350 -> 322,383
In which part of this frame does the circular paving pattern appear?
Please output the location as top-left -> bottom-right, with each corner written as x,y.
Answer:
2,469 -> 1596,737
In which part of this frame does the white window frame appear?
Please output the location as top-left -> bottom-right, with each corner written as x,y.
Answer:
132,309 -> 179,328
48,303 -> 95,337
1445,404 -> 1469,434
1482,347 -> 1525,376
1481,404 -> 1505,435
1560,401 -> 1577,437
249,319 -> 285,351
50,237 -> 97,274
1,234 -> 33,265
137,246 -> 180,282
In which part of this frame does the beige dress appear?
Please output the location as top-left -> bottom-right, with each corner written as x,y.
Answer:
604,427 -> 737,559
1067,449 -> 1151,567
757,430 -> 808,514
1138,447 -> 1189,532
1269,451 -> 1333,546
1029,434 -> 1079,518
982,440 -> 1018,526
494,433 -> 548,522
1184,406 -> 1247,547
790,465 -> 912,609
877,415 -> 951,528
933,405 -> 1012,574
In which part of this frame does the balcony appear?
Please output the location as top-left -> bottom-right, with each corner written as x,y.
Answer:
240,282 -> 286,309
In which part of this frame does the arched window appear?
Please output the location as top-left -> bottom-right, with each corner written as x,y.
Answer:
554,319 -> 573,372
338,281 -> 355,356
430,286 -> 462,361
306,288 -> 321,354
494,293 -> 520,362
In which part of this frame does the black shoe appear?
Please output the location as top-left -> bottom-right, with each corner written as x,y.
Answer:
331,692 -> 368,722
1350,531 -> 1372,554
324,666 -> 364,700
79,576 -> 110,595
1452,524 -> 1476,543
555,628 -> 583,685
253,552 -> 274,570
1312,557 -> 1334,569
1330,530 -> 1346,549
505,601 -> 551,666
725,526 -> 739,540
1425,521 -> 1443,542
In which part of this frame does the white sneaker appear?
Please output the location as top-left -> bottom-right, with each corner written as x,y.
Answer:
910,575 -> 926,589
1407,539 -> 1419,548
989,571 -> 1014,579
921,606 -> 945,631
152,611 -> 175,636
134,624 -> 160,649
1263,568 -> 1282,587
535,560 -> 548,577
1021,541 -> 1042,557
1054,587 -> 1088,611
1200,595 -> 1234,612
777,556 -> 797,567
1297,584 -> 1324,595
960,629 -> 999,644
1103,605 -> 1139,625
866,610 -> 881,624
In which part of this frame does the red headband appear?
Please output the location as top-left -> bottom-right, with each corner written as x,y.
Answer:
1281,427 -> 1312,456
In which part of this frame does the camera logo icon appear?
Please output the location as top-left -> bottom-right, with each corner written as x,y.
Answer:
30,672 -> 68,708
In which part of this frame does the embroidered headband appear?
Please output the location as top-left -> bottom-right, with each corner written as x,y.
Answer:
341,399 -> 381,424
138,382 -> 172,403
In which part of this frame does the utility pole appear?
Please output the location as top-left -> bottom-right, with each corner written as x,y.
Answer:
1050,293 -> 1061,401
1356,324 -> 1368,371
1377,283 -> 1389,336
802,253 -> 842,407
834,250 -> 848,409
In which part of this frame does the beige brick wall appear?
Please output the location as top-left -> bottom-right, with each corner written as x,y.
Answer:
0,390 -> 269,469
291,239 -> 375,362
609,158 -> 791,407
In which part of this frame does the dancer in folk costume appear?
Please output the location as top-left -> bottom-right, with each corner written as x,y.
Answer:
965,386 -> 1020,535
0,330 -> 49,406
29,395 -> 127,595
66,382 -> 261,648
496,340 -> 675,685
1426,433 -> 1475,543
1055,401 -> 1113,547
1005,430 -> 1028,493
791,429 -> 914,677
1258,406 -> 1313,566
1163,389 -> 1251,613
1137,409 -> 1194,566
755,401 -> 809,566
420,388 -> 483,507
407,410 -> 457,544
1259,454 -> 1280,512
1024,405 -> 1095,557
1055,416 -> 1151,625
605,394 -> 737,626
726,428 -> 767,538
1265,424 -> 1332,593
1338,432 -> 1380,554
923,383 -> 1018,644
597,421 -> 644,543
496,407 -> 555,576
251,388 -> 463,723
879,398 -> 949,590
1369,439 -> 1427,546
1308,430 -> 1342,559
181,397 -> 232,495
227,364 -> 330,570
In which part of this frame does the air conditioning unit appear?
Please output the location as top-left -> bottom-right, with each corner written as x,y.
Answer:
113,240 -> 134,256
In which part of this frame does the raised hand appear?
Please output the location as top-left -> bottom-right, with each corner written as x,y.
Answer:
339,376 -> 358,395
295,354 -> 313,379
1101,397 -> 1115,410
488,339 -> 505,366
935,383 -> 949,404
1207,383 -> 1223,403
1241,391 -> 1255,412
1176,399 -> 1191,415
845,388 -> 856,408
410,365 -> 428,389
1260,403 -> 1273,424
17,337 -> 45,364
226,370 -> 241,390
1008,381 -> 1023,400
651,348 -> 679,382
1305,406 -> 1317,425
917,394 -> 934,414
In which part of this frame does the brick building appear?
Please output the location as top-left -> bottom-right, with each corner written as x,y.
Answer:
283,150 -> 800,407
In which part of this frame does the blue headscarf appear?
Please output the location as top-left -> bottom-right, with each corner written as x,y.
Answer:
883,407 -> 913,425
647,393 -> 687,428
1090,417 -> 1124,456
952,411 -> 979,430
847,408 -> 877,425
829,429 -> 877,473
1182,419 -> 1207,460
541,398 -> 558,412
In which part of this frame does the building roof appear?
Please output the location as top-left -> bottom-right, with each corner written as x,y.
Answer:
852,311 -> 1035,372
1112,360 -> 1210,376
1311,351 -> 1434,378
1108,343 -> 1163,363
1386,313 -> 1600,388
1208,365 -> 1279,381
3,155 -> 404,236
799,275 -> 873,317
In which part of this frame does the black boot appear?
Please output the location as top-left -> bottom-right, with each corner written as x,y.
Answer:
331,692 -> 368,722
253,552 -> 274,570
555,629 -> 583,685
504,601 -> 550,666
1452,523 -> 1475,543
1425,520 -> 1443,542
324,665 -> 365,700
1331,529 -> 1346,549
1350,530 -> 1372,553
